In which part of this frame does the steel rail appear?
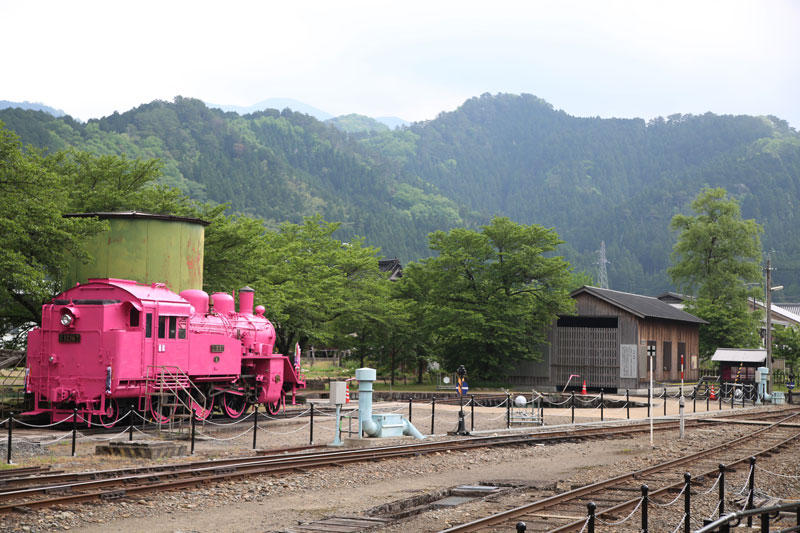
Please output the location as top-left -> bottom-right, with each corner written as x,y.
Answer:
0,408 -> 795,512
438,411 -> 800,532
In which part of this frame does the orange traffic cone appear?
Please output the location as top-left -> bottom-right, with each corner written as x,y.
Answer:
581,380 -> 587,395
709,384 -> 716,400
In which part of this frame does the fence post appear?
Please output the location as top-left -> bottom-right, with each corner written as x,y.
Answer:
190,408 -> 196,455
571,391 -> 575,424
747,456 -> 756,527
719,463 -> 726,517
647,384 -> 651,418
129,415 -> 134,441
626,389 -> 630,419
587,502 -> 596,533
719,386 -> 722,410
515,522 -> 526,533
600,389 -> 604,422
408,396 -> 412,423
664,387 -> 667,416
506,393 -> 511,429
431,396 -> 436,435
731,387 -> 735,409
309,403 -> 314,445
71,406 -> 78,457
6,412 -> 13,465
684,472 -> 691,533
252,404 -> 259,450
641,484 -> 649,533
693,391 -> 696,413
470,395 -> 474,432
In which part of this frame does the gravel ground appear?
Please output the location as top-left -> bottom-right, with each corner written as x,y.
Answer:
0,401 -> 797,532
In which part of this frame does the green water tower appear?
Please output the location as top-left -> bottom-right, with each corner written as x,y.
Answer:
63,212 -> 210,294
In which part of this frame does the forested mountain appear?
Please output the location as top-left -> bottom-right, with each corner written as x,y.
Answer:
0,100 -> 65,117
0,98 -> 467,261
3,93 -> 800,298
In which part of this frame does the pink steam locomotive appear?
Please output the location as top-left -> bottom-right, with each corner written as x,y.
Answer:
24,278 -> 305,426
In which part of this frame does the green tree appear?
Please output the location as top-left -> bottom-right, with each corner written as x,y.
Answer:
0,125 -> 105,344
669,188 -> 763,359
773,325 -> 800,376
397,217 -> 575,381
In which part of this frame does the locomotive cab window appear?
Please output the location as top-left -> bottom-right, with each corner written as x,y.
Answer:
145,313 -> 152,338
129,307 -> 140,328
177,318 -> 187,339
168,316 -> 177,339
158,316 -> 166,338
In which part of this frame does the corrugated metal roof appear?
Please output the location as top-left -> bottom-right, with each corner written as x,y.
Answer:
571,286 -> 707,324
711,348 -> 767,363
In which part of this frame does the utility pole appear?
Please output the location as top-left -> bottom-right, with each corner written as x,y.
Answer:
765,256 -> 773,393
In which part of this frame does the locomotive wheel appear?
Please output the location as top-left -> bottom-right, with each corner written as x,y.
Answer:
149,395 -> 176,424
222,392 -> 248,419
266,394 -> 283,415
93,398 -> 119,428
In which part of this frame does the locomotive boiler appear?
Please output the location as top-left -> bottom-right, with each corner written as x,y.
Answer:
25,278 -> 305,426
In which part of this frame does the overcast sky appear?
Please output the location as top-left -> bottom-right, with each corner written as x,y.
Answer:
3,0 -> 798,126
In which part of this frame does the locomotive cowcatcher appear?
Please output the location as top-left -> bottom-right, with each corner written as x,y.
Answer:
24,278 -> 305,426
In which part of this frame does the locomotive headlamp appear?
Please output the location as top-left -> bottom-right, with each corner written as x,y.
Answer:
60,306 -> 79,327
60,312 -> 74,327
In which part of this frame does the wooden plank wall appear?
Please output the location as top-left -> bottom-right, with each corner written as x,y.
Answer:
637,319 -> 700,384
550,326 -> 619,389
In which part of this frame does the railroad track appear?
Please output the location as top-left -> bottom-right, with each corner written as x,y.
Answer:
0,406 -> 795,515
439,410 -> 800,532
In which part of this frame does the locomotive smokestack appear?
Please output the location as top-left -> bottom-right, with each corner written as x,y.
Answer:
239,286 -> 254,315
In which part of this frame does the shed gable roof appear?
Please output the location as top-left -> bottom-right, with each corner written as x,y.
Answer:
571,286 -> 707,324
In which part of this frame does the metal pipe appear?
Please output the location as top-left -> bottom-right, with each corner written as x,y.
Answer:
600,389 -> 604,421
571,391 -> 575,424
470,395 -> 474,431
587,502 -> 596,533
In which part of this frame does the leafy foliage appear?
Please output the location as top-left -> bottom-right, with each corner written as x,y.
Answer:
772,325 -> 800,375
669,188 -> 763,359
395,217 -> 575,380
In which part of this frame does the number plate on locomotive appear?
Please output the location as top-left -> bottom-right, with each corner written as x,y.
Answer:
58,333 -> 81,343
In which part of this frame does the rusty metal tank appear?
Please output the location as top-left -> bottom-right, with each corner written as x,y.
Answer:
62,212 -> 209,294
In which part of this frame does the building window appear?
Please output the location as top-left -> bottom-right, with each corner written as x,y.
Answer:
663,341 -> 672,372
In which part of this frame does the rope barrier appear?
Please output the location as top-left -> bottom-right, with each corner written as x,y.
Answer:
652,484 -> 686,508
195,426 -> 255,441
19,432 -> 74,445
204,411 -> 256,425
257,422 -> 311,435
576,516 -> 590,533
670,513 -> 687,533
698,473 -> 722,496
707,500 -> 721,521
755,464 -> 800,479
15,417 -> 74,428
736,465 -> 754,495
596,497 -> 643,526
739,490 -> 752,511
754,488 -> 800,503
79,426 -> 133,442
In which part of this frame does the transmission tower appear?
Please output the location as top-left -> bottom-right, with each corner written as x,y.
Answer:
596,241 -> 610,289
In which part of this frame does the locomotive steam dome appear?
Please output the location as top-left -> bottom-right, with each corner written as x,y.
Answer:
63,211 -> 209,294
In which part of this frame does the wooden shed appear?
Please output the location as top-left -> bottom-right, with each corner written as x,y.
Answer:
510,286 -> 707,391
